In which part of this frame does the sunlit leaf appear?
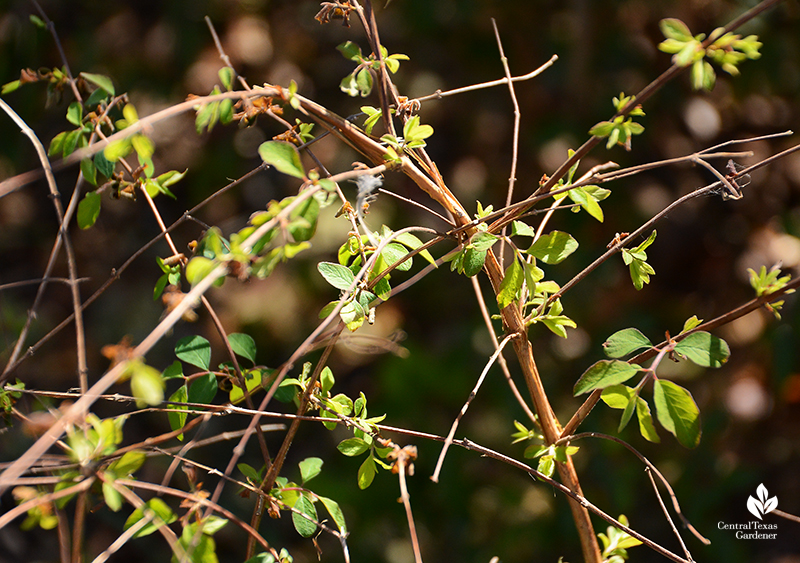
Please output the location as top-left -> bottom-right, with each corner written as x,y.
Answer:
258,141 -> 305,179
291,495 -> 318,538
77,191 -> 102,229
318,261 -> 355,290
602,328 -> 652,358
299,457 -> 323,484
175,335 -> 212,370
674,331 -> 729,368
574,360 -> 641,395
653,380 -> 701,448
228,333 -> 257,363
527,231 -> 578,264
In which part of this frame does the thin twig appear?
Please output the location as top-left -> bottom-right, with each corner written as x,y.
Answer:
30,0 -> 82,103
0,164 -> 267,383
561,274 -> 800,438
432,334 -> 515,482
0,98 -> 89,395
396,452 -> 424,563
470,276 -> 538,426
492,19 -> 522,270
414,55 -> 558,103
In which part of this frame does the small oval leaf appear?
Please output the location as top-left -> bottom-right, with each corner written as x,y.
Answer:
77,191 -> 102,229
653,380 -> 701,448
527,231 -> 579,264
603,328 -> 653,358
228,333 -> 257,363
318,261 -> 355,290
258,141 -> 305,179
674,331 -> 730,368
175,335 -> 212,370
574,360 -> 641,396
291,495 -> 318,537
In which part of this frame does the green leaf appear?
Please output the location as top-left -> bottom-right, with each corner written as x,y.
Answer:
681,315 -> 703,333
394,231 -> 436,266
228,333 -> 257,363
238,463 -> 262,483
131,134 -> 154,160
337,437 -> 370,457
600,384 -> 634,409
162,360 -> 183,380
568,187 -> 604,222
185,256 -> 221,287
380,242 -> 412,271
602,328 -> 652,359
80,72 -> 115,96
299,457 -> 323,484
573,360 -> 641,395
130,363 -> 165,407
102,481 -> 123,512
29,14 -> 46,28
355,67 -> 373,96
258,141 -> 305,179
175,335 -> 212,370
653,380 -> 701,448
589,121 -> 616,138
229,369 -> 263,404
618,392 -> 637,432
200,516 -> 228,535
318,496 -> 347,534
527,231 -> 578,264
109,451 -> 146,477
659,18 -> 693,42
511,221 -> 535,237
636,397 -> 660,443
218,67 -> 234,91
470,232 -> 499,252
62,129 -> 83,158
287,194 -> 320,243
357,455 -> 377,489
103,138 -> 133,162
497,259 -> 524,309
692,59 -> 716,91
80,157 -> 97,186
94,151 -> 115,178
1,80 -> 21,95
537,455 -> 555,478
318,261 -> 355,290
167,385 -> 188,441
292,495 -> 318,537
66,102 -> 83,126
188,372 -> 217,405
77,191 -> 102,229
462,248 -> 486,277
674,331 -> 729,368
336,41 -> 362,61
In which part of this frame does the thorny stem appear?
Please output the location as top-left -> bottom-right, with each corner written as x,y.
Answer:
491,19 -> 522,270
413,55 -> 558,104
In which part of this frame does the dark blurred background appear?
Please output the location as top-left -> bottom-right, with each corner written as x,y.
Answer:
1,1 -> 799,562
